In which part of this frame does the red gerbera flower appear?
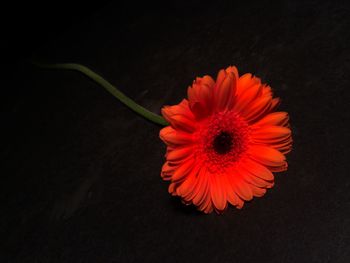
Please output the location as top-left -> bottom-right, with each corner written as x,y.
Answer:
159,66 -> 292,214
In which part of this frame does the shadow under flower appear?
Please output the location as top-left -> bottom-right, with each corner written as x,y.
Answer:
168,196 -> 203,216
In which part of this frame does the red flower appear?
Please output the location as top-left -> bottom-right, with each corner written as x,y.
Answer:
159,66 -> 292,214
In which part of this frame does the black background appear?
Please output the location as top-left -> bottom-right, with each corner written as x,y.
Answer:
3,0 -> 350,262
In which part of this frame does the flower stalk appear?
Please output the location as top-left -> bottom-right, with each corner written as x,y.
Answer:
34,62 -> 169,126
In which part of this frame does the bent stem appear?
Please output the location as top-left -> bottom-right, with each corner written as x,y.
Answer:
34,62 -> 169,126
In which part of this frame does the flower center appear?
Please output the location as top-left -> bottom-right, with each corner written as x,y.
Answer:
193,110 -> 251,174
213,131 -> 233,154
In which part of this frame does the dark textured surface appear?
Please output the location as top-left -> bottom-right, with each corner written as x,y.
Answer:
3,1 -> 350,262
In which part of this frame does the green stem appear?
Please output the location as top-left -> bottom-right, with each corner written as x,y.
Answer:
34,62 -> 168,126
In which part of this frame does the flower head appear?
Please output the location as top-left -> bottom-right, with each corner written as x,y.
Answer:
159,66 -> 292,214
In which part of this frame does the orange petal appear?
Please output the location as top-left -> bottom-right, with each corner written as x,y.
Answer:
161,162 -> 177,180
259,137 -> 292,153
177,164 -> 201,198
198,179 -> 214,213
261,84 -> 272,96
192,167 -> 210,206
269,97 -> 280,111
251,126 -> 291,142
176,173 -> 196,197
214,72 -> 236,112
226,66 -> 239,79
166,146 -> 193,162
241,157 -> 275,181
278,145 -> 292,155
236,73 -> 259,97
268,162 -> 288,172
252,112 -> 289,127
232,174 -> 253,201
233,84 -> 262,113
248,145 -> 286,167
188,82 -> 213,119
170,115 -> 197,133
161,100 -> 196,132
211,175 -> 227,211
243,96 -> 272,123
250,184 -> 267,197
172,158 -> 195,182
216,69 -> 227,87
224,174 -> 244,208
237,74 -> 261,95
243,172 -> 273,188
198,183 -> 212,213
161,161 -> 175,173
162,99 -> 194,118
201,199 -> 214,214
168,183 -> 177,195
201,75 -> 215,87
159,126 -> 193,145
